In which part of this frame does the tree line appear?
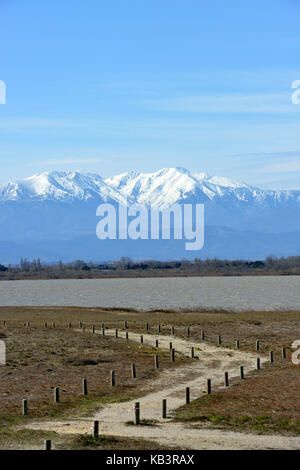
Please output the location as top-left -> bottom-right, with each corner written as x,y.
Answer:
1,254 -> 300,277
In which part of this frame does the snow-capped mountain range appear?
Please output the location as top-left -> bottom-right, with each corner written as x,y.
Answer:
1,166 -> 299,207
0,167 -> 300,262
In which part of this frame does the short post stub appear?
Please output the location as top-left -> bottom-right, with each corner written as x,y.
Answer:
256,340 -> 260,351
270,350 -> 274,363
187,326 -> 190,337
93,421 -> 99,438
22,399 -> 28,416
162,399 -> 167,419
154,355 -> 159,369
169,341 -> 173,351
111,370 -> 115,387
54,387 -> 60,403
171,348 -> 175,362
224,371 -> 229,387
82,378 -> 88,395
131,363 -> 137,378
186,387 -> 190,404
236,339 -> 240,349
155,339 -> 159,348
217,335 -> 222,346
45,440 -> 51,451
140,335 -> 143,344
282,347 -> 286,359
191,347 -> 195,358
207,378 -> 211,395
240,365 -> 244,379
134,402 -> 140,425
256,357 -> 261,370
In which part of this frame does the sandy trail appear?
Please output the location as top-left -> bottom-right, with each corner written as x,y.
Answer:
24,329 -> 300,450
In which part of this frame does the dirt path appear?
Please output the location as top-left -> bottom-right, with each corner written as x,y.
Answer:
24,329 -> 300,450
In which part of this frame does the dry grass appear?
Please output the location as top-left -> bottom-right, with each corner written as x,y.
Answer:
0,306 -> 300,445
174,362 -> 300,435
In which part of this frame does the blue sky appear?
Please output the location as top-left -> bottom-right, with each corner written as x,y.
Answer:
0,0 -> 300,188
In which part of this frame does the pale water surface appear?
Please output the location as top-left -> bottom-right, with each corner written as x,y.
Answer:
0,276 -> 299,311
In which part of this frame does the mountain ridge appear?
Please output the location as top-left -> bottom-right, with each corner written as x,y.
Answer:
1,167 -> 299,208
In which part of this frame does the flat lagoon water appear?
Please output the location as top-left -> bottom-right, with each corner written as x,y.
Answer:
0,276 -> 299,311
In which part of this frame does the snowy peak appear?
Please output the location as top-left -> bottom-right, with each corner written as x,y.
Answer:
0,170 -> 127,204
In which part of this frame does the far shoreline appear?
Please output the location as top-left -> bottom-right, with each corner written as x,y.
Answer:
0,271 -> 299,281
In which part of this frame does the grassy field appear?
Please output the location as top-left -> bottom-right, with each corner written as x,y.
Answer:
0,306 -> 300,447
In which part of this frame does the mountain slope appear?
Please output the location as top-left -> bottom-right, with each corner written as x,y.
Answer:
0,167 -> 300,261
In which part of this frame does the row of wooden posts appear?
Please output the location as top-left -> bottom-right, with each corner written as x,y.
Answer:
21,343 -> 282,418
41,352 -> 277,450
3,320 -> 288,357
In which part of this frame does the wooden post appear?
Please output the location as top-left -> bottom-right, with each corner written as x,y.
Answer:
256,340 -> 260,351
201,330 -> 204,341
111,370 -> 115,386
134,402 -> 140,425
115,328 -> 118,338
146,322 -> 149,331
236,339 -> 240,349
256,357 -> 261,370
217,335 -> 221,346
171,326 -> 175,335
207,378 -> 211,395
93,420 -> 99,438
126,331 -> 129,340
22,399 -> 28,416
224,371 -> 229,387
82,378 -> 88,395
102,327 -> 105,336
269,350 -> 274,363
186,387 -> 190,404
131,363 -> 136,378
191,347 -> 195,358
155,339 -> 159,348
240,365 -> 244,379
140,335 -> 143,344
154,355 -> 159,369
92,325 -> 95,334
101,323 -> 104,329
171,348 -> 175,362
54,387 -> 60,403
282,347 -> 286,359
44,440 -> 51,451
158,324 -> 161,333
187,326 -> 190,337
162,399 -> 167,419
124,320 -> 128,329
79,321 -> 82,329
169,341 -> 173,351
44,322 -> 47,329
